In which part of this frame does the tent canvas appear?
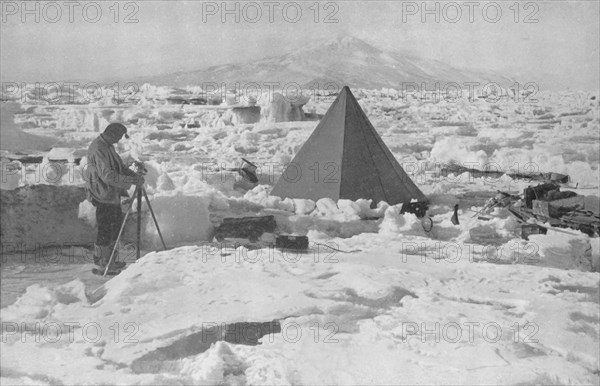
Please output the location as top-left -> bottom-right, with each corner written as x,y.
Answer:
271,86 -> 428,207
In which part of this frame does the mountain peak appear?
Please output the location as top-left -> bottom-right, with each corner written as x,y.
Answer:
327,35 -> 369,46
139,34 -> 514,89
302,35 -> 381,54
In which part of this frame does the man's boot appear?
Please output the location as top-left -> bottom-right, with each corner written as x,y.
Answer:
96,244 -> 111,267
108,241 -> 127,269
93,244 -> 105,266
95,244 -> 125,271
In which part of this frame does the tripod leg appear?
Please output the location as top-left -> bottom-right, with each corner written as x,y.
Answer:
137,183 -> 142,260
104,186 -> 138,277
143,188 -> 168,250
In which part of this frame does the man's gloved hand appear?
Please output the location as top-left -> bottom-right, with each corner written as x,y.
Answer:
121,197 -> 134,206
133,160 -> 148,175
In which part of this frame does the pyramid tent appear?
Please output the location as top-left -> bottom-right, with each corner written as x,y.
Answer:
271,86 -> 427,207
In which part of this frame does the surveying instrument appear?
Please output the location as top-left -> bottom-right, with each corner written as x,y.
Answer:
102,161 -> 167,277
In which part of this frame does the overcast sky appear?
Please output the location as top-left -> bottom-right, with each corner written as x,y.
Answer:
1,1 -> 598,90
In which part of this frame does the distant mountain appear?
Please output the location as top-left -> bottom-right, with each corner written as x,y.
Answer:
136,35 -> 515,89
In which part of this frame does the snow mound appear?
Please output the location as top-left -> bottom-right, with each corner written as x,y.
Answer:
143,192 -> 212,248
78,199 -> 96,228
528,232 -> 595,271
1,280 -> 86,322
379,206 -> 425,236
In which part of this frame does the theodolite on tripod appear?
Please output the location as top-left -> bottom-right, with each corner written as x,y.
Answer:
102,160 -> 167,277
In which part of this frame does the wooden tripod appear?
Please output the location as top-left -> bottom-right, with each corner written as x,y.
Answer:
103,184 -> 167,277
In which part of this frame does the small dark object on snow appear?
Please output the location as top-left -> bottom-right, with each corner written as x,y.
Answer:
214,215 -> 276,242
276,235 -> 309,250
451,204 -> 460,225
400,202 -> 429,218
239,158 -> 258,183
520,224 -> 548,240
221,158 -> 259,184
421,216 -> 434,232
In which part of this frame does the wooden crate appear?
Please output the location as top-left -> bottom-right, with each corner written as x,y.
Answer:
276,235 -> 309,250
214,215 -> 276,242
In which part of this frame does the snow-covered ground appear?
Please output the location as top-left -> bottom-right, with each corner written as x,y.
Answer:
1,85 -> 599,385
